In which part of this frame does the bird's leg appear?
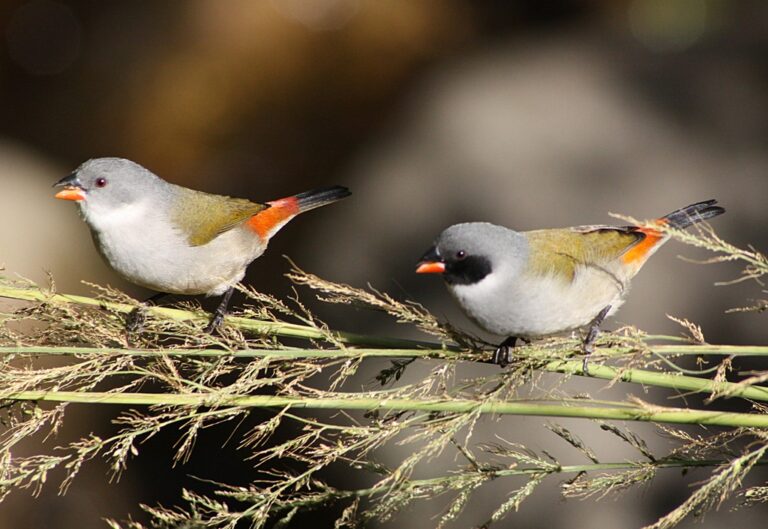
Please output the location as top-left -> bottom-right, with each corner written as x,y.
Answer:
581,305 -> 611,376
126,292 -> 167,334
204,287 -> 235,334
493,336 -> 527,367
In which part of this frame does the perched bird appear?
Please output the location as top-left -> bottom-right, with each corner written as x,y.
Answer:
54,157 -> 350,331
416,200 -> 725,369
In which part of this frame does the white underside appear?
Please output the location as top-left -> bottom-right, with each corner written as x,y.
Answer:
448,263 -> 630,338
81,200 -> 266,296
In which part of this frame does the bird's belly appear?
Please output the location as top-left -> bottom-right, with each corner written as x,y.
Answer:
449,267 -> 626,338
92,226 -> 264,296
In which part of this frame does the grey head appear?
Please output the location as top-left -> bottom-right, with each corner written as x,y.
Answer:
416,222 -> 528,286
53,158 -> 169,214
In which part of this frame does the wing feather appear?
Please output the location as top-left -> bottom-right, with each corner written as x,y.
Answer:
171,188 -> 268,246
526,226 -> 644,281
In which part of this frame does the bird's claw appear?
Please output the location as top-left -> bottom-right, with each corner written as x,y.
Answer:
580,305 -> 611,376
492,345 -> 510,367
492,336 -> 521,367
203,286 -> 234,334
203,312 -> 225,334
125,306 -> 147,336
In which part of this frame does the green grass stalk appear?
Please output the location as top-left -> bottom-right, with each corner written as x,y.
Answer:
0,283 -> 443,349
4,390 -> 768,428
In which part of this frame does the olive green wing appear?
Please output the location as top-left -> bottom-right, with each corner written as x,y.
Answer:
526,225 -> 643,281
170,188 -> 269,246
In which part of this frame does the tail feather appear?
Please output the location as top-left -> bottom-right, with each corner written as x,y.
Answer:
661,199 -> 725,229
293,186 -> 351,213
247,185 -> 350,239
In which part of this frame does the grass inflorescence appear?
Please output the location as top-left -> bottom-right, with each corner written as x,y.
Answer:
0,224 -> 766,529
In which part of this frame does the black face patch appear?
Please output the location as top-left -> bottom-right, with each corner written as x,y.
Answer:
444,254 -> 492,285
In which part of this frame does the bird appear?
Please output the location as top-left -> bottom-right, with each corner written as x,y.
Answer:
54,157 -> 350,332
415,200 -> 725,370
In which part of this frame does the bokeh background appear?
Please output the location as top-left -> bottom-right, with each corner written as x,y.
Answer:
1,1 -> 766,528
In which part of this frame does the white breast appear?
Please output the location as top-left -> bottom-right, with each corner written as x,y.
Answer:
448,263 -> 628,338
81,200 -> 264,296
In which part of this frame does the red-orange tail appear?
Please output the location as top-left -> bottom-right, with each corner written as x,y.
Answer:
247,186 -> 350,239
622,199 -> 725,265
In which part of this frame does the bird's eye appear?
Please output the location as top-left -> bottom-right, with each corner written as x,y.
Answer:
456,250 -> 466,260
95,177 -> 107,188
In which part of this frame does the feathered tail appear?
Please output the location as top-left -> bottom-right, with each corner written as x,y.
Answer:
660,199 -> 725,229
292,186 -> 351,213
247,185 -> 351,239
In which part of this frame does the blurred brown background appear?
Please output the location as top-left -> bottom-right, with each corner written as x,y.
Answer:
1,1 -> 766,528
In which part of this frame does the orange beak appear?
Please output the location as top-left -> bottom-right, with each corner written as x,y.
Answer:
415,261 -> 446,274
53,173 -> 86,201
416,245 -> 445,274
54,186 -> 86,201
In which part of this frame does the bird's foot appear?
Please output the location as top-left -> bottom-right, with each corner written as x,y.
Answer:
203,287 -> 234,334
125,306 -> 147,335
581,305 -> 611,376
492,336 -> 529,367
203,311 -> 225,334
124,293 -> 166,340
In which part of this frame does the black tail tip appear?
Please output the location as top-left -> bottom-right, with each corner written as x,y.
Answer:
294,185 -> 351,211
328,185 -> 351,200
664,199 -> 725,229
690,198 -> 726,218
295,185 -> 350,197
